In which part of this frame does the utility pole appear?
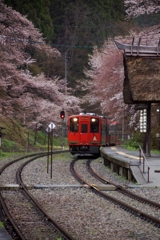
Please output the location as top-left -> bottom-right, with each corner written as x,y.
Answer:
60,110 -> 65,150
64,52 -> 68,94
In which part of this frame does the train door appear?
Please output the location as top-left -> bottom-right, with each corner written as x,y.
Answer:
79,118 -> 89,143
89,117 -> 101,145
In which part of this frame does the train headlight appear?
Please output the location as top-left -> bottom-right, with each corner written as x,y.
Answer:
73,118 -> 78,122
91,118 -> 96,122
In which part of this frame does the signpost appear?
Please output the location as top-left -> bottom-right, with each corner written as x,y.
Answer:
0,127 -> 5,155
49,122 -> 56,130
46,122 -> 56,178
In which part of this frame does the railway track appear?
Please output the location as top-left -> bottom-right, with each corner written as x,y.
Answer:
70,158 -> 160,227
1,152 -> 160,239
0,151 -> 74,240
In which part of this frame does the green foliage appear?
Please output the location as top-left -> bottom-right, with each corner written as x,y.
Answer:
2,0 -> 130,109
122,129 -> 160,152
3,0 -> 128,99
0,221 -> 4,228
0,115 -> 69,152
123,139 -> 139,150
0,151 -> 24,159
122,131 -> 144,150
3,0 -> 54,42
28,64 -> 41,76
1,132 -> 68,152
2,138 -> 24,152
131,13 -> 160,28
25,45 -> 61,78
49,0 -> 127,98
50,0 -> 125,46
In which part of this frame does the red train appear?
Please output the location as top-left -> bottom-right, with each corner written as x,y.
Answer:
68,112 -> 117,156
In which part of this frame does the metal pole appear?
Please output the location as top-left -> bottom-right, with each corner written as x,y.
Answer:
139,147 -> 141,164
50,129 -> 53,179
122,116 -> 124,141
62,119 -> 64,150
143,157 -> 145,173
146,102 -> 151,157
47,130 -> 50,174
148,167 -> 150,182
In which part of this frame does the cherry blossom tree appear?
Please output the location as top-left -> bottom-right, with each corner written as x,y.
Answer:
0,0 -> 81,130
0,0 -> 159,134
84,41 -> 125,119
125,0 -> 160,19
84,21 -> 160,132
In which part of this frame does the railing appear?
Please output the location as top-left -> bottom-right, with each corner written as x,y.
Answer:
139,145 -> 150,182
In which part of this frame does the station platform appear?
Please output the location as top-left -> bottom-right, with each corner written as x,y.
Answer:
0,226 -> 12,240
101,146 -> 160,187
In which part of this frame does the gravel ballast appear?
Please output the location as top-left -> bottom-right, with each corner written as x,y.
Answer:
1,153 -> 160,240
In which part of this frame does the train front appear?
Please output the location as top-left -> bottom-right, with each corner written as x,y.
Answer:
68,113 -> 102,156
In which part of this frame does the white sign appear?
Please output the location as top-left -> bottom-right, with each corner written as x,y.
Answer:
140,109 -> 147,133
49,122 -> 56,129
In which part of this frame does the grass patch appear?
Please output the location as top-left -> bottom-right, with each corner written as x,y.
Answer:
0,151 -> 25,160
0,221 -> 4,228
49,152 -> 72,161
151,149 -> 160,155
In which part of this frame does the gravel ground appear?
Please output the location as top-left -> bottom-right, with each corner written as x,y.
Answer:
1,152 -> 160,240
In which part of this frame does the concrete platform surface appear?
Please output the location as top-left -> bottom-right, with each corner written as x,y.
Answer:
101,146 -> 160,187
0,226 -> 12,240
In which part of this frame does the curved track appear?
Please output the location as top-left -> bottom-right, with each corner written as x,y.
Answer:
87,159 -> 160,208
70,158 -> 160,227
1,151 -> 75,240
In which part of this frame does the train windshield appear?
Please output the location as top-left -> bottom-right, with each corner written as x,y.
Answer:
90,118 -> 99,133
70,117 -> 79,132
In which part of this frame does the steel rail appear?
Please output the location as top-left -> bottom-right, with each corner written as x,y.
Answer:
0,152 -> 47,240
87,159 -> 160,209
70,159 -> 160,227
16,152 -> 74,240
0,152 -> 47,174
0,192 -> 26,240
0,150 -> 72,240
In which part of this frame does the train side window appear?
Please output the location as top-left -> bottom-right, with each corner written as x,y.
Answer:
90,118 -> 99,133
81,124 -> 88,133
70,118 -> 79,132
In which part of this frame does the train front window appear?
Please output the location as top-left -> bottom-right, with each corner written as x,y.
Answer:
90,118 -> 99,133
70,118 -> 79,132
81,124 -> 88,133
